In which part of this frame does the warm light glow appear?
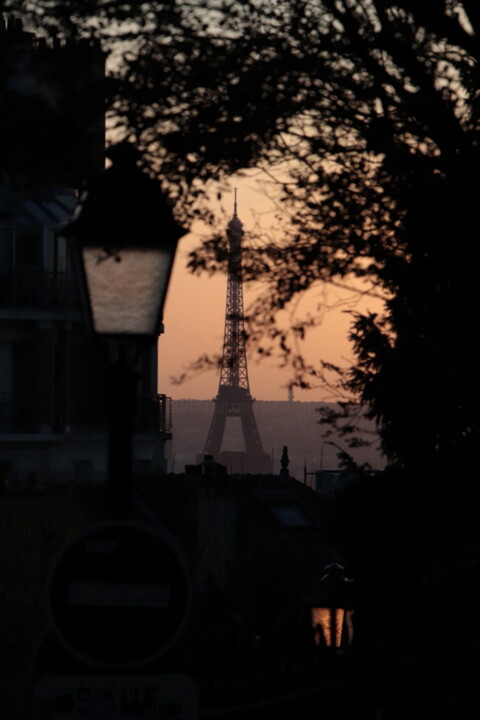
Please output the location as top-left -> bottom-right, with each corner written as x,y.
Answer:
311,606 -> 354,648
83,246 -> 172,335
311,607 -> 344,647
157,175 -> 385,401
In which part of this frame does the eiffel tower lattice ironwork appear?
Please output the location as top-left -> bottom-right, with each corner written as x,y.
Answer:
203,194 -> 270,473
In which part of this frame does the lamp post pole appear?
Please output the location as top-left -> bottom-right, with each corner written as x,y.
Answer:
104,347 -> 137,518
61,142 -> 185,517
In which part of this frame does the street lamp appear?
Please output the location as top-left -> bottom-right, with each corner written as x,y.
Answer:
64,142 -> 184,339
307,562 -> 355,651
61,142 -> 185,517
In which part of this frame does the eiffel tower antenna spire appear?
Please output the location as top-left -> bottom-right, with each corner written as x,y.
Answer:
203,193 -> 270,473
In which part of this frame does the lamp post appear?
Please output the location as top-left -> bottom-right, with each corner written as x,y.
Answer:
307,562 -> 355,652
61,142 -> 185,518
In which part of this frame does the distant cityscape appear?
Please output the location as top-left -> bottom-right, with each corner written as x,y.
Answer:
168,399 -> 385,480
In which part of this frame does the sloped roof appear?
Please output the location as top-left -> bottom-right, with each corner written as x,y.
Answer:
0,185 -> 77,227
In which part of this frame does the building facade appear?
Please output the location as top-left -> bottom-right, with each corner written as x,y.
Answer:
0,18 -> 171,486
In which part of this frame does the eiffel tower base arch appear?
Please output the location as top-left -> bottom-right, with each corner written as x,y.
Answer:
203,388 -> 270,474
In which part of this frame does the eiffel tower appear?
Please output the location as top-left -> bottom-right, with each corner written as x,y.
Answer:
203,194 -> 270,473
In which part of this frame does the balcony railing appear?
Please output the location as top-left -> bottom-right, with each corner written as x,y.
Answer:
0,269 -> 76,309
137,394 -> 172,434
0,393 -> 173,435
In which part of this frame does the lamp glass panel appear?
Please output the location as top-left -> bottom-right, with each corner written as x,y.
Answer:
311,607 -> 345,647
82,246 -> 171,335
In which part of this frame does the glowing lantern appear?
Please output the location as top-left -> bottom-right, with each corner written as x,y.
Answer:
308,562 -> 355,650
62,142 -> 184,341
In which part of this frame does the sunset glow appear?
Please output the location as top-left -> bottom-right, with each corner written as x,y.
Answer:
158,177 -> 384,402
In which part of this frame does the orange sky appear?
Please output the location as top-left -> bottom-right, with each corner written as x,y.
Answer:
157,176 -> 383,402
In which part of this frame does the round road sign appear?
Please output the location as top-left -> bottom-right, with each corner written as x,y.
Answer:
47,520 -> 191,669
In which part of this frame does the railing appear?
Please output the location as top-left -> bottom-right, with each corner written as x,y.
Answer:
0,269 -> 76,309
0,392 -> 172,435
138,394 -> 172,434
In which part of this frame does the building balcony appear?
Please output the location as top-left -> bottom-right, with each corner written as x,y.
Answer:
137,394 -> 172,435
0,269 -> 76,309
0,392 -> 172,435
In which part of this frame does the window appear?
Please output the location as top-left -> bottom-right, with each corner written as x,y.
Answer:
15,226 -> 41,267
0,226 -> 14,269
45,227 -> 67,273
